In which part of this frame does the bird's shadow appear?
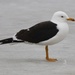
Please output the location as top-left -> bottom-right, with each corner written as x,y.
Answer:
0,58 -> 64,64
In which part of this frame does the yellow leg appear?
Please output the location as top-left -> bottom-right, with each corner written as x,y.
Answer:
45,45 -> 57,62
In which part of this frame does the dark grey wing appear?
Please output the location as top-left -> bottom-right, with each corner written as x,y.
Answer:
16,21 -> 59,43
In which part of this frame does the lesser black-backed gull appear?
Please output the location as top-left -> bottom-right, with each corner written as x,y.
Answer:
0,11 -> 75,62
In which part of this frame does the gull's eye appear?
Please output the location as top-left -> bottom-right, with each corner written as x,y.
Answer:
61,16 -> 64,18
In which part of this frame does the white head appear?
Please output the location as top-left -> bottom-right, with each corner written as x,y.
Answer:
51,11 -> 75,23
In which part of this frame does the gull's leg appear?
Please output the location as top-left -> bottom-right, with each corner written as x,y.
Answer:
45,45 -> 57,62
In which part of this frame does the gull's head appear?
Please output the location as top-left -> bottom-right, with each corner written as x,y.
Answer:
51,11 -> 75,23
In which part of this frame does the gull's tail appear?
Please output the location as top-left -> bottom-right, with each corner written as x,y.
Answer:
0,38 -> 23,45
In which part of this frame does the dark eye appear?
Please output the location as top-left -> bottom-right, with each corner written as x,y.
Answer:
61,16 -> 64,18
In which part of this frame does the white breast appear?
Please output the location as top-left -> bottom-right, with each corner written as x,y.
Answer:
39,22 -> 69,45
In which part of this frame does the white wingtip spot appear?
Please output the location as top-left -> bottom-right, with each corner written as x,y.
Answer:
27,28 -> 30,31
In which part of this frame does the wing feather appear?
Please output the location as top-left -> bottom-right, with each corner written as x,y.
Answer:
16,21 -> 59,43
